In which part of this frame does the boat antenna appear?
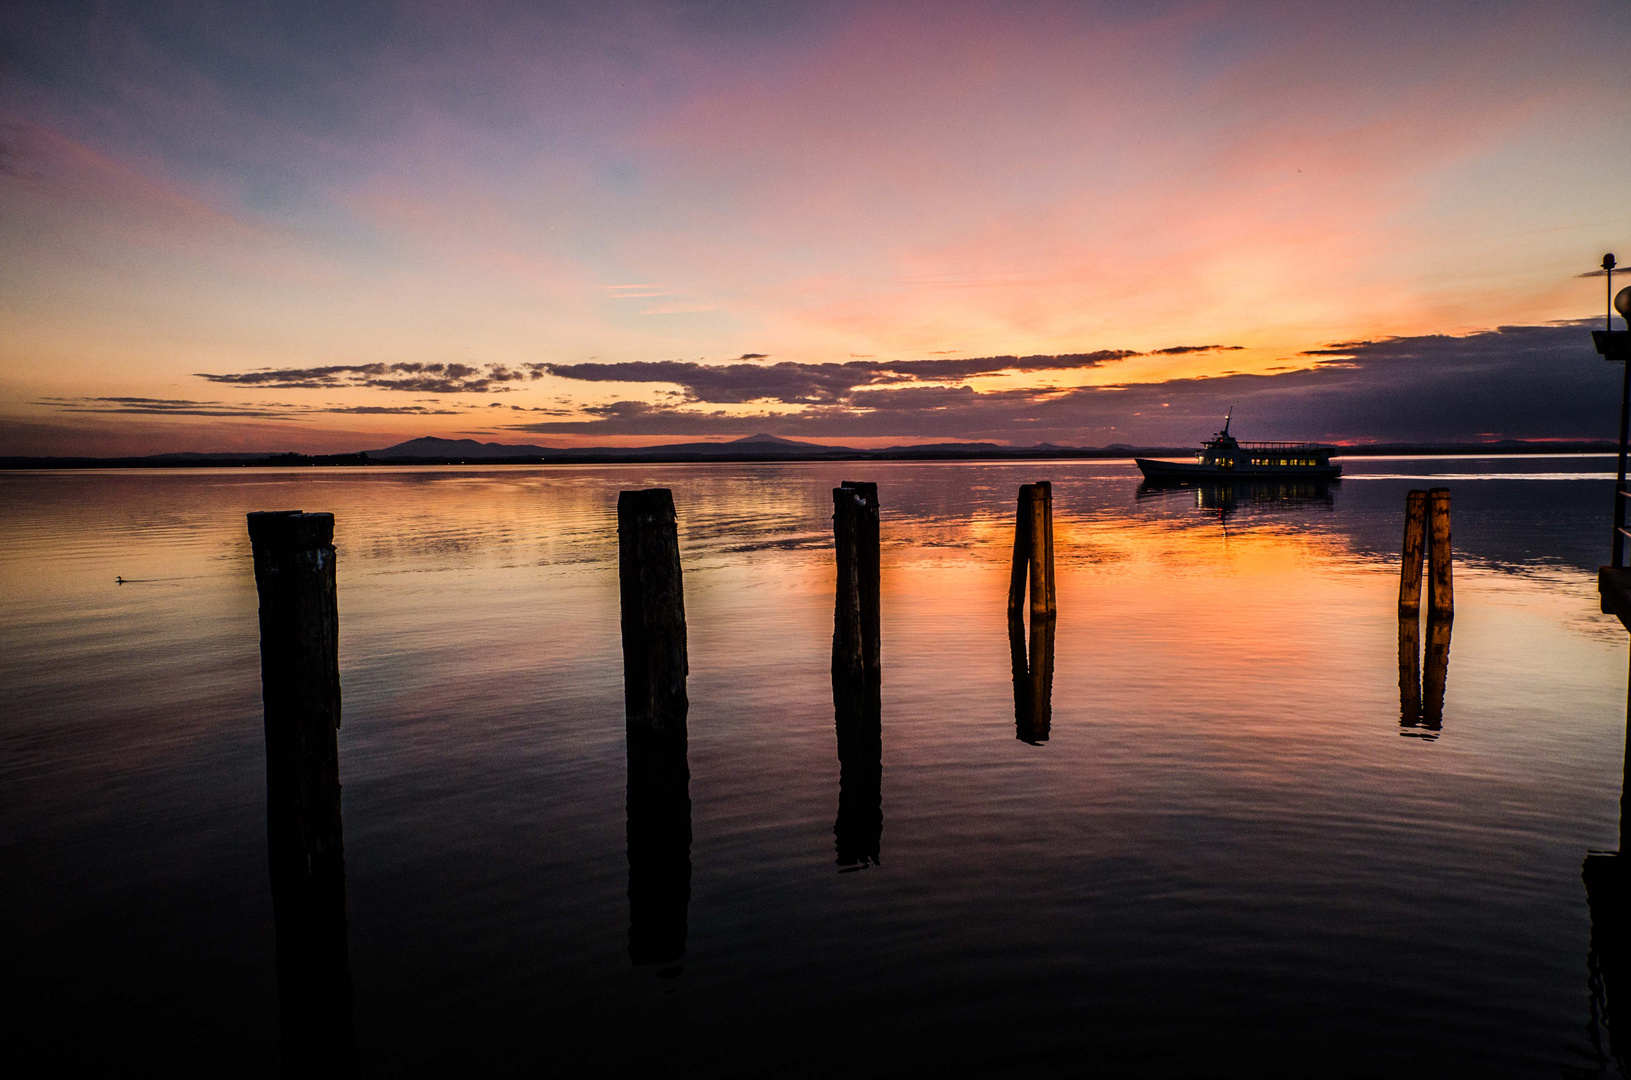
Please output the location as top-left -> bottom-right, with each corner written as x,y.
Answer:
1222,405 -> 1233,436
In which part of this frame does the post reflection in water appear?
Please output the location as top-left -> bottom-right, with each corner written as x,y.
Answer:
1009,613 -> 1055,745
1584,655 -> 1631,1074
833,680 -> 883,870
625,728 -> 692,970
1398,615 -> 1452,738
268,796 -> 358,1073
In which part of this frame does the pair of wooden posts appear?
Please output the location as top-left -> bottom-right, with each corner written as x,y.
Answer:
1007,482 -> 1057,744
1397,489 -> 1453,735
1007,481 -> 1058,623
1399,487 -> 1453,619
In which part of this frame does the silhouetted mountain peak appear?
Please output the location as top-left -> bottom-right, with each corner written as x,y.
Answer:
370,436 -> 555,458
730,433 -> 822,447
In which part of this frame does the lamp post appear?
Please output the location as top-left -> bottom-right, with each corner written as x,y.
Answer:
1594,254 -> 1631,566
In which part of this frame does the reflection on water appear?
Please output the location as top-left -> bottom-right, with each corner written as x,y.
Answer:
1398,615 -> 1453,739
626,730 -> 691,969
1585,660 -> 1631,1073
2,460 -> 1628,1074
269,784 -> 358,1071
1009,614 -> 1055,745
1137,478 -> 1336,516
833,683 -> 882,870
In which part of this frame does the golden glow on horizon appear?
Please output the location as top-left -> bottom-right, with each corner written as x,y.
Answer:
1,2 -> 1628,454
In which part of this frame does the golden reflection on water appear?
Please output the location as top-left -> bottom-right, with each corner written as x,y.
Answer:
3,463 -> 1631,1074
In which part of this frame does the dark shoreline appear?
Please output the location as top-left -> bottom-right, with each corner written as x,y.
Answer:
0,441 -> 1619,470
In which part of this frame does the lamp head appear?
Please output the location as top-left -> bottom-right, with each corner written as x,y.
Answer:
1616,285 -> 1631,323
1607,253 -> 1619,271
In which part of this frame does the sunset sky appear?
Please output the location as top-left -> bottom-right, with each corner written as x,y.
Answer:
2,0 -> 1629,455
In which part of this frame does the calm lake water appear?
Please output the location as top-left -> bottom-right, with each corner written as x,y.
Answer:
3,457 -> 1629,1076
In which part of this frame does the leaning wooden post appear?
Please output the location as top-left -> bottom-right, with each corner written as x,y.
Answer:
840,481 -> 881,685
618,489 -> 688,735
1427,487 -> 1454,620
247,510 -> 356,1070
1399,489 -> 1427,615
1007,485 -> 1035,619
1029,480 -> 1056,621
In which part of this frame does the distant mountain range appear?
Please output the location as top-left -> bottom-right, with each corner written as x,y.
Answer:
2,433 -> 1619,468
360,432 -> 1153,462
366,432 -> 850,459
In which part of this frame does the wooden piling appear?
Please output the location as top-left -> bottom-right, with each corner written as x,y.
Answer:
832,483 -> 882,868
832,485 -> 865,691
1008,485 -> 1035,619
840,481 -> 881,685
617,489 -> 691,967
1041,482 -> 1057,618
246,510 -> 356,1071
1427,487 -> 1454,620
1399,489 -> 1427,615
1029,481 -> 1056,621
618,489 -> 688,736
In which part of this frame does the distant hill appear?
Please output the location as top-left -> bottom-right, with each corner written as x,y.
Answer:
366,432 -> 857,460
367,436 -> 558,459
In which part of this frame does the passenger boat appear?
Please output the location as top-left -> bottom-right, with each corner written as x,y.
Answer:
1134,412 -> 1341,483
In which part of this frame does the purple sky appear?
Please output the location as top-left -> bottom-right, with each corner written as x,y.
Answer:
2,1 -> 1629,453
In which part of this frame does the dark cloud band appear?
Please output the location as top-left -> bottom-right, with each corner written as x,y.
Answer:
196,362 -> 531,394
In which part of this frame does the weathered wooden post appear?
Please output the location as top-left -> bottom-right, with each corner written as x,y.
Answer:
617,489 -> 691,968
1007,485 -> 1035,619
1427,487 -> 1454,620
830,482 -> 883,869
1029,480 -> 1056,621
619,489 -> 688,735
246,510 -> 356,1072
832,485 -> 866,692
1042,482 -> 1057,617
839,481 -> 881,685
1399,489 -> 1427,615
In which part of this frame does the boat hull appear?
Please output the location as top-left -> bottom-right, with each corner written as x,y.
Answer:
1134,457 -> 1342,482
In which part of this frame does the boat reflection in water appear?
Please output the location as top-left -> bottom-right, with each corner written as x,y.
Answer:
1398,615 -> 1452,739
1136,477 -> 1336,517
1009,613 -> 1055,746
